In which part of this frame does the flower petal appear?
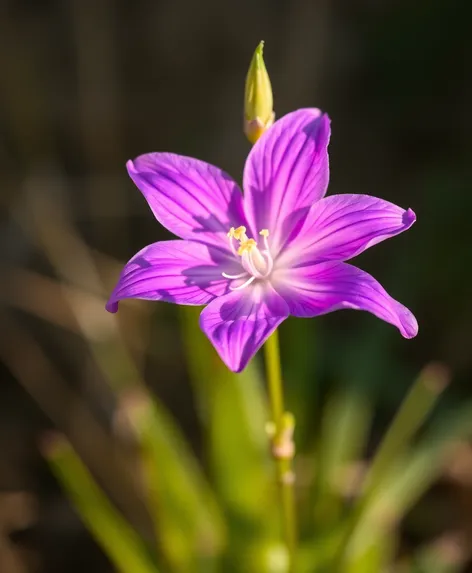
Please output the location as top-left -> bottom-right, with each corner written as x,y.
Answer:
106,240 -> 239,312
275,261 -> 418,338
280,194 -> 416,266
243,108 -> 330,252
127,153 -> 246,250
199,283 -> 289,372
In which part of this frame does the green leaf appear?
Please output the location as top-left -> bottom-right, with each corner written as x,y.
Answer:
124,390 -> 226,573
343,534 -> 396,573
312,387 -> 372,530
43,434 -> 159,573
341,399 -> 472,566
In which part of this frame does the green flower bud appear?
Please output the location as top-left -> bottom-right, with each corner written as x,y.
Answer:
244,41 -> 275,144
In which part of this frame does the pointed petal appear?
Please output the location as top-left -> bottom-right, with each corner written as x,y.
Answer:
275,261 -> 418,338
127,153 -> 246,250
106,240 -> 240,313
243,108 -> 330,252
199,283 -> 289,372
280,194 -> 416,266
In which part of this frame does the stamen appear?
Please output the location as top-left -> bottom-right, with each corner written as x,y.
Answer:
241,250 -> 262,278
232,226 -> 247,240
263,251 -> 274,275
225,226 -> 274,282
237,238 -> 256,256
227,227 -> 238,256
222,271 -> 248,280
259,229 -> 270,252
230,275 -> 256,291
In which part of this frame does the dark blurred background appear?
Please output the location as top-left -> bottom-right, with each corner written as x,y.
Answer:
1,0 -> 471,572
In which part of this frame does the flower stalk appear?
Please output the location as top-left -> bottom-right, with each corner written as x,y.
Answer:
264,330 -> 297,570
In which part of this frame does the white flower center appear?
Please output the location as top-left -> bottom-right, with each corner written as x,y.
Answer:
222,226 -> 274,290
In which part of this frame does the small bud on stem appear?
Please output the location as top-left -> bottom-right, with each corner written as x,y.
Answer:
244,41 -> 275,144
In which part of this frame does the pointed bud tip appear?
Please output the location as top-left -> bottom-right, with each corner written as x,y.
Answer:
255,40 -> 264,59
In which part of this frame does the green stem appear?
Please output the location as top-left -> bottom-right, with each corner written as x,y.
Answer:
264,329 -> 297,570
265,330 -> 284,424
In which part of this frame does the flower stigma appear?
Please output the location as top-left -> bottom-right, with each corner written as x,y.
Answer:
223,226 -> 274,290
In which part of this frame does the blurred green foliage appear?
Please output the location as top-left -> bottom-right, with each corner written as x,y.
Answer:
39,300 -> 472,572
1,0 -> 471,571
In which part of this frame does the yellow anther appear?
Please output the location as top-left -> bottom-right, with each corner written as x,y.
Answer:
237,238 -> 256,256
259,229 -> 269,237
232,226 -> 247,240
227,227 -> 235,238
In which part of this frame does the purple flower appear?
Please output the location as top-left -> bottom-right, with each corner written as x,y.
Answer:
106,109 -> 417,372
